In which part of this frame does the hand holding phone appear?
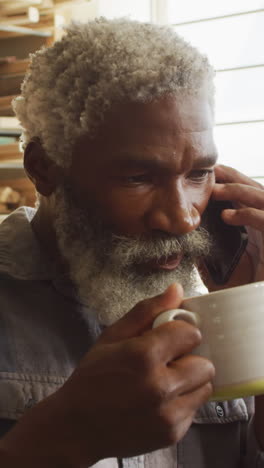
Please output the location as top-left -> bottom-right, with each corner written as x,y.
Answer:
202,199 -> 248,285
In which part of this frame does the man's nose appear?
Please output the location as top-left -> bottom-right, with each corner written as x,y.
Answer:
145,182 -> 201,236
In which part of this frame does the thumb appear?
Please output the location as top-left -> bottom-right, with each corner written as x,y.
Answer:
99,283 -> 184,344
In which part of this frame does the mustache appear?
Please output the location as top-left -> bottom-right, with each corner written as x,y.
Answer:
106,227 -> 213,267
54,183 -> 212,268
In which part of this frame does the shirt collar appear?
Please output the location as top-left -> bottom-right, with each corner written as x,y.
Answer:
0,206 -> 55,280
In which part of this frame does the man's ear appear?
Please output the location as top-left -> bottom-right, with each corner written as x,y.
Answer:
24,139 -> 62,196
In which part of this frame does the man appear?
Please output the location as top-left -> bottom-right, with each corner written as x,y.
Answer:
0,17 -> 264,467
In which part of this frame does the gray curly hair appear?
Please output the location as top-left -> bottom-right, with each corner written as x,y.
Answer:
13,17 -> 215,168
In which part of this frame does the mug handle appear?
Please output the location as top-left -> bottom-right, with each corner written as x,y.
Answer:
152,309 -> 199,329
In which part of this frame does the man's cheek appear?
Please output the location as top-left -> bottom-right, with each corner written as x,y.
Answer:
99,201 -> 147,236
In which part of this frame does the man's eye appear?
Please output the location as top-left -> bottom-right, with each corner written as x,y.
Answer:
122,174 -> 151,185
187,169 -> 214,181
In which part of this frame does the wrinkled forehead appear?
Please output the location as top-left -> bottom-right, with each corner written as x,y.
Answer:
75,92 -> 214,151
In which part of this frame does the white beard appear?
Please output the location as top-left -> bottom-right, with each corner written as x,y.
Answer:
52,185 -> 211,325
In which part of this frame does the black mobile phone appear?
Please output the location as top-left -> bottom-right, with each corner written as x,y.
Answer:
202,199 -> 248,285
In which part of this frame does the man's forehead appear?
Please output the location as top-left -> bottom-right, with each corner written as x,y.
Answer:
71,94 -> 215,176
76,94 -> 213,149
100,93 -> 213,132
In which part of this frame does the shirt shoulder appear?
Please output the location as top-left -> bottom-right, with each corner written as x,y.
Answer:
0,206 -> 53,280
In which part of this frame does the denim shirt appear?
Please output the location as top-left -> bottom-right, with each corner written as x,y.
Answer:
0,206 -> 264,468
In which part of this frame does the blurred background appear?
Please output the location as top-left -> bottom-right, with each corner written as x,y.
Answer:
0,0 -> 263,218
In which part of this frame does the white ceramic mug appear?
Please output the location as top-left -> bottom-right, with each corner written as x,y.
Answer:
153,281 -> 264,401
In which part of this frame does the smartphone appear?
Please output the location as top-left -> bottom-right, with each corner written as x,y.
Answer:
202,199 -> 248,285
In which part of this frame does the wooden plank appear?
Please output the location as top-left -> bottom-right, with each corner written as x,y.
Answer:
0,6 -> 53,21
0,175 -> 36,207
20,18 -> 54,30
0,116 -> 20,129
0,74 -> 24,97
0,161 -> 23,168
53,0 -> 78,3
0,25 -> 52,38
0,58 -> 29,74
0,0 -> 41,4
0,13 -> 54,31
0,107 -> 15,117
0,95 -> 15,106
0,143 -> 22,160
0,172 -> 35,215
0,0 -> 42,10
0,166 -> 25,179
0,56 -> 16,65
0,129 -> 21,137
0,104 -> 18,116
0,95 -> 16,116
0,35 -> 49,60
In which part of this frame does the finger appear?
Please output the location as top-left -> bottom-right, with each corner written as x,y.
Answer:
167,354 -> 215,396
177,381 -> 213,412
99,283 -> 184,343
159,381 -> 213,439
212,183 -> 264,210
222,207 -> 264,232
141,320 -> 202,364
215,164 -> 264,190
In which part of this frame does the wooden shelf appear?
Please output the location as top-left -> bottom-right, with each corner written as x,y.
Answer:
0,0 -> 42,4
0,116 -> 21,130
0,175 -> 36,206
0,129 -> 21,137
0,24 -> 52,38
0,165 -> 25,179
0,0 -> 43,16
0,73 -> 25,97
0,95 -> 16,116
0,0 -> 92,209
0,142 -> 22,160
0,58 -> 29,74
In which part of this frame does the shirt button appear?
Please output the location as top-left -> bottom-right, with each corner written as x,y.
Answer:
216,403 -> 225,418
25,398 -> 36,409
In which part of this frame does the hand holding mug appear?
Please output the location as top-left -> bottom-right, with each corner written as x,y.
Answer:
0,284 -> 214,466
154,282 -> 264,401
